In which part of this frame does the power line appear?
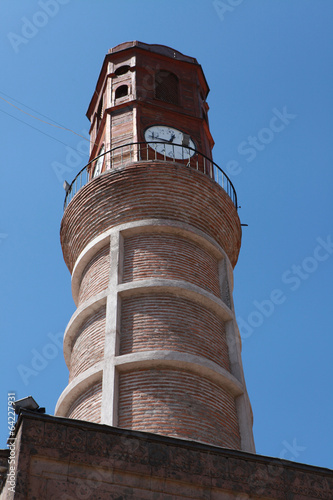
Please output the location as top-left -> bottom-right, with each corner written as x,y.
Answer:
0,92 -> 90,142
0,107 -> 88,154
0,89 -> 68,127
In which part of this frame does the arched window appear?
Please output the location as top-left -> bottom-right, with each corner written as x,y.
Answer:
155,70 -> 179,105
115,85 -> 128,99
115,65 -> 130,76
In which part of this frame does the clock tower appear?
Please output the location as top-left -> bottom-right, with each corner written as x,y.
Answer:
86,41 -> 214,176
56,41 -> 255,453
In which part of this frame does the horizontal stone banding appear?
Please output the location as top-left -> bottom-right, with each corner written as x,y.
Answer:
55,363 -> 103,417
70,220 -> 230,305
120,294 -> 230,370
114,350 -> 243,396
63,292 -> 107,368
118,279 -> 233,320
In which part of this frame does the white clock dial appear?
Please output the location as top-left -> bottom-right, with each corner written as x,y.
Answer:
144,125 -> 196,159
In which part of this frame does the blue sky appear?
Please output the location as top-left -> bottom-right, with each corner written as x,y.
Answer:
1,0 -> 332,469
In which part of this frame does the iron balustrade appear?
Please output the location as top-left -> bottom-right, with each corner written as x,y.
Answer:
63,142 -> 238,210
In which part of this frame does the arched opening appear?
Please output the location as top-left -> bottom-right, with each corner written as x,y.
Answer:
115,85 -> 128,99
115,65 -> 130,76
155,70 -> 179,105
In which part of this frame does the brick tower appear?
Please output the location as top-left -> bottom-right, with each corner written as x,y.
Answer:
55,41 -> 255,453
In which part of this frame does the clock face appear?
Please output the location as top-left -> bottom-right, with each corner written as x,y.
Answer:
144,125 -> 196,159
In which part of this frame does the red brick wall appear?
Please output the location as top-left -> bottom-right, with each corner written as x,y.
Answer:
61,161 -> 242,447
118,369 -> 240,449
78,246 -> 110,305
61,162 -> 241,273
123,232 -> 220,297
120,294 -> 229,370
69,307 -> 105,382
66,382 -> 102,423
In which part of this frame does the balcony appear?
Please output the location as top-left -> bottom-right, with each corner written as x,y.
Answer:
63,142 -> 237,210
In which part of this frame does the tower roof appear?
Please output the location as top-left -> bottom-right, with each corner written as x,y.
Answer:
86,41 -> 209,119
107,41 -> 198,64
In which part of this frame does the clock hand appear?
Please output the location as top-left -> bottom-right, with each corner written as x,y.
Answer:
158,135 -> 176,144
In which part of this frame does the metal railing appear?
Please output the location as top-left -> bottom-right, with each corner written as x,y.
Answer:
63,142 -> 238,210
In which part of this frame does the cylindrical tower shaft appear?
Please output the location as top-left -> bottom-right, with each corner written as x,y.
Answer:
55,42 -> 255,453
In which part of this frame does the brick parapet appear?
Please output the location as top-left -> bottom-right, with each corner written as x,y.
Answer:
2,412 -> 332,499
